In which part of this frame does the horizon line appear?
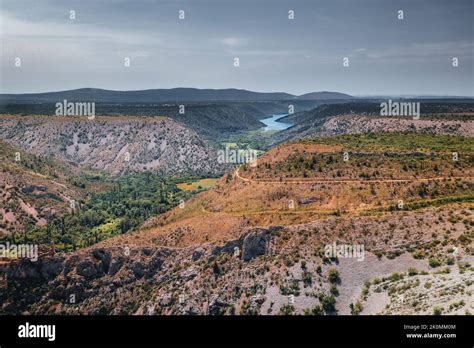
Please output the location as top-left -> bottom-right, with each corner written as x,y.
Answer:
0,87 -> 473,99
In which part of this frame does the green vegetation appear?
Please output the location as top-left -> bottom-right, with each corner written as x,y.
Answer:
5,173 -> 195,251
222,128 -> 278,151
304,304 -> 324,315
422,113 -> 474,122
0,139 -> 77,181
279,304 -> 295,315
302,272 -> 313,287
255,147 -> 473,181
279,279 -> 301,296
319,293 -> 337,313
252,133 -> 474,186
394,196 -> 474,212
361,280 -> 370,300
389,272 -> 404,282
176,178 -> 218,191
328,268 -> 341,284
429,257 -> 442,268
350,301 -> 363,315
304,133 -> 474,153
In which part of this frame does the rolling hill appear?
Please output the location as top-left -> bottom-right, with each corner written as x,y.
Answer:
298,91 -> 354,100
0,115 -> 227,176
0,88 -> 354,103
1,133 -> 472,316
0,140 -> 86,238
275,101 -> 474,144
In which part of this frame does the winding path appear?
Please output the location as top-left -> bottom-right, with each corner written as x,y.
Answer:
234,167 -> 474,185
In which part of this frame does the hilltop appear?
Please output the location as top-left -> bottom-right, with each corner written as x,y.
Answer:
0,115 -> 226,176
105,133 -> 474,247
0,88 -> 353,103
298,91 -> 354,100
275,101 -> 474,144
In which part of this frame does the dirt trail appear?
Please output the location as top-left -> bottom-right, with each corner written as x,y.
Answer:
234,167 -> 474,185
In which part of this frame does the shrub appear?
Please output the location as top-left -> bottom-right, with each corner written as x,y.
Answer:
350,301 -> 363,315
372,278 -> 381,285
429,258 -> 442,268
302,272 -> 312,287
435,267 -> 450,274
361,285 -> 369,299
328,268 -> 341,284
279,305 -> 295,315
390,272 -> 403,282
319,293 -> 336,313
279,279 -> 301,296
304,304 -> 324,315
412,250 -> 425,259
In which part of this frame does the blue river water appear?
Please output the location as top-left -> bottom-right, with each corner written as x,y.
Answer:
260,113 -> 293,131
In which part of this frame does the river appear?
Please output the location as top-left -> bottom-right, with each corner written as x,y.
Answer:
260,113 -> 293,131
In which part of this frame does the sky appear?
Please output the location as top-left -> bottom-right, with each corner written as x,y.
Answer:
0,0 -> 473,96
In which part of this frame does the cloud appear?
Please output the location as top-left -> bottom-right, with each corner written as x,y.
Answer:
220,37 -> 246,48
0,0 -> 472,95
366,41 -> 474,61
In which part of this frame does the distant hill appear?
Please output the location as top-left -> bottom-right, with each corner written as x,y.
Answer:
273,101 -> 474,145
0,88 -> 354,103
0,88 -> 293,103
297,91 -> 354,100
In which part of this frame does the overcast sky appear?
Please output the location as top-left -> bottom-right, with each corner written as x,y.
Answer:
1,0 -> 473,95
